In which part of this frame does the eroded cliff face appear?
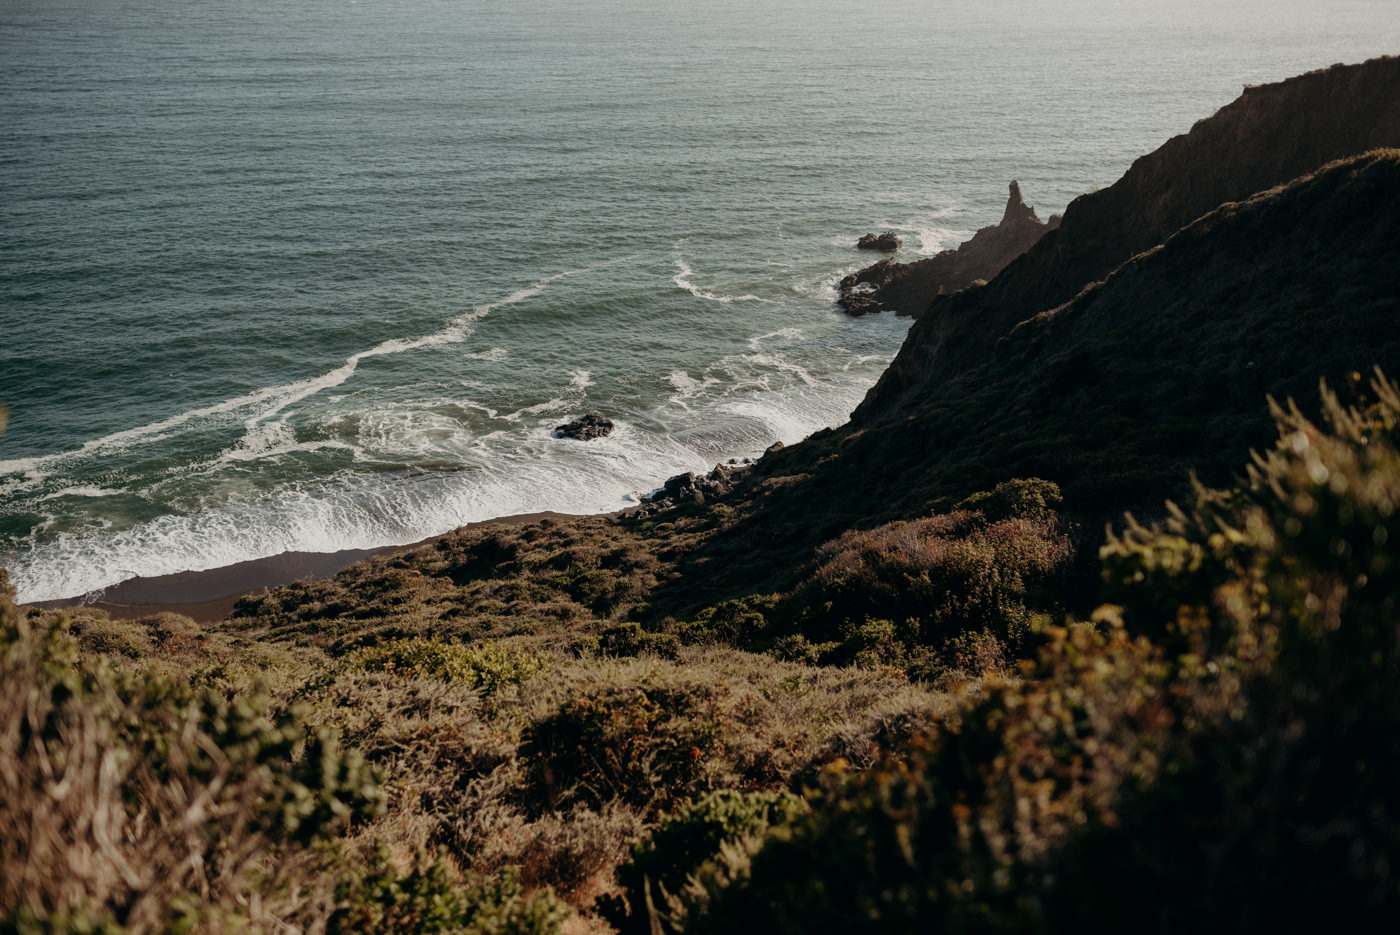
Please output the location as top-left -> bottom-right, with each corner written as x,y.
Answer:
859,55 -> 1400,418
837,181 -> 1056,316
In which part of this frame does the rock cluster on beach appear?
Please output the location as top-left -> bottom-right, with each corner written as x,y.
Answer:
553,413 -> 614,441
628,460 -> 752,519
838,180 -> 1058,316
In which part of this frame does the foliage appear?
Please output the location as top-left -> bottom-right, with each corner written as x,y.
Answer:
521,672 -> 741,814
674,595 -> 777,647
0,580 -> 385,932
953,476 -> 1063,522
516,653 -> 949,821
598,790 -> 808,935
330,846 -> 565,935
679,374 -> 1400,933
595,621 -> 681,660
230,514 -> 698,645
353,636 -> 547,696
788,479 -> 1074,675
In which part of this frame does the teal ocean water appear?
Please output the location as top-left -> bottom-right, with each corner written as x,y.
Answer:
3,0 -> 1399,602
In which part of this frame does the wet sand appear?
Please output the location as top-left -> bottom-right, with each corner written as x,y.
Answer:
29,510 -> 581,623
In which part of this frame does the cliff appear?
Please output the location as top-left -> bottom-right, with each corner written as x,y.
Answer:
860,55 -> 1400,415
836,180 -> 1056,316
664,146 -> 1400,607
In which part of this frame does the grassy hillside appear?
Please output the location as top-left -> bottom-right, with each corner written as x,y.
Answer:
8,73 -> 1400,933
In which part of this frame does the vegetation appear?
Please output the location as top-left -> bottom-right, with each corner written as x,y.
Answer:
630,375 -> 1400,933
8,113 -> 1400,933
2,566 -> 955,931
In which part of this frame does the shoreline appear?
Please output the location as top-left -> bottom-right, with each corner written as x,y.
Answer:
27,510 -> 587,624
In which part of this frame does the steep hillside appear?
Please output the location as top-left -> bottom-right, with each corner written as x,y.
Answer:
681,148 -> 1400,607
863,55 -> 1400,411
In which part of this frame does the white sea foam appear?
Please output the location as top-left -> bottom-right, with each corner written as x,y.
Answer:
666,370 -> 720,399
35,485 -> 124,503
8,418 -> 703,602
671,243 -> 762,304
5,268 -> 915,605
0,267 -> 602,479
5,364 -> 899,605
744,352 -> 819,387
901,224 -> 974,256
745,328 -> 803,351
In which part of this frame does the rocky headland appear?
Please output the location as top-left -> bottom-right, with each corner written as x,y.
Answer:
860,56 -> 1400,410
837,180 -> 1057,316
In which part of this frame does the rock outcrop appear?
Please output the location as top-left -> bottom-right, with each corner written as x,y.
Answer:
629,461 -> 752,519
837,181 -> 1055,316
856,231 -> 901,252
859,56 -> 1400,414
553,413 -> 614,441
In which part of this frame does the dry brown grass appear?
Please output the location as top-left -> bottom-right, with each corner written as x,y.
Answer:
0,614 -> 340,932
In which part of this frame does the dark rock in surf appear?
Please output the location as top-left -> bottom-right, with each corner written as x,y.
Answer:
553,413 -> 614,441
856,231 -> 901,252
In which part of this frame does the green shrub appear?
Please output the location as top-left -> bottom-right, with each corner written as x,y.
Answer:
521,674 -> 734,813
330,846 -> 564,935
353,637 -> 546,696
0,578 -> 385,932
790,485 -> 1073,672
676,596 -> 776,646
598,621 -> 681,660
597,790 -> 808,935
680,375 -> 1400,933
954,476 -> 1064,522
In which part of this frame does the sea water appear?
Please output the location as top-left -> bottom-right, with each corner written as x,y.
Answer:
3,0 -> 1399,602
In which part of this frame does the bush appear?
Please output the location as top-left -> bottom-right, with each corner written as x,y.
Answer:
0,579 -> 385,932
676,596 -> 776,646
597,621 -> 681,660
521,674 -> 735,813
330,847 -> 565,935
954,476 -> 1063,522
353,637 -> 546,696
598,790 -> 808,935
680,375 -> 1400,933
790,483 -> 1073,672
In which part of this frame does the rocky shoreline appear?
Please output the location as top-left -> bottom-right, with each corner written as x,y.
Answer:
838,180 -> 1058,317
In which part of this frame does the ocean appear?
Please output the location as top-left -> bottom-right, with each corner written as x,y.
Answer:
3,0 -> 1399,603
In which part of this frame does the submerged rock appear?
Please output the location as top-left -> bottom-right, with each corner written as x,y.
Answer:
553,413 -> 614,441
856,231 -> 901,252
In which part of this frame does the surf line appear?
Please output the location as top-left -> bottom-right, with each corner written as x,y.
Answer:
671,239 -> 763,304
0,261 -> 628,478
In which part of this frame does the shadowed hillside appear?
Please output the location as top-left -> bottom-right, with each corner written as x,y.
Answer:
864,55 -> 1400,410
669,147 -> 1400,611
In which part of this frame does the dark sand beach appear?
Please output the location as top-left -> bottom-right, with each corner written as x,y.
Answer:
29,511 -> 580,622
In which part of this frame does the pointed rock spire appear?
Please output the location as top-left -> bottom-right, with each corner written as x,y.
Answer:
1001,179 -> 1041,225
